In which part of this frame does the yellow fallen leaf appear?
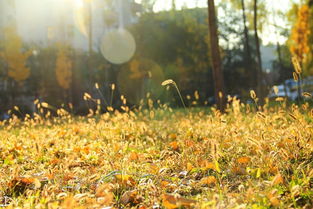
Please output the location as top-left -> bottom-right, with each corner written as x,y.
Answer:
214,160 -> 221,173
115,174 -> 136,187
237,156 -> 251,164
168,133 -> 177,140
187,162 -> 193,172
271,173 -> 284,186
200,176 -> 217,186
129,152 -> 139,161
169,141 -> 179,151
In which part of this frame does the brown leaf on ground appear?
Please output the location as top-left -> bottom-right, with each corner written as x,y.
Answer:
200,176 -> 217,186
6,176 -> 41,197
162,194 -> 197,209
271,173 -> 284,186
120,190 -> 143,206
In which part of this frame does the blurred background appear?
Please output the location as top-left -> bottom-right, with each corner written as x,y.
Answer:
0,0 -> 312,116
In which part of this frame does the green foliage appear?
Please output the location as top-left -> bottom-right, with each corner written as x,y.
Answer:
221,0 -> 267,32
129,8 -> 213,103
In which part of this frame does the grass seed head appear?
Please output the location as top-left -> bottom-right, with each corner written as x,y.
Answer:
161,79 -> 174,86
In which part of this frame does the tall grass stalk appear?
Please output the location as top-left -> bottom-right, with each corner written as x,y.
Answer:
162,79 -> 186,109
110,84 -> 115,107
95,83 -> 109,106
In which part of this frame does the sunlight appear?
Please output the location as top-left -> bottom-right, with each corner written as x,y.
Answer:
0,1 -> 312,207
72,0 -> 89,37
73,0 -> 84,8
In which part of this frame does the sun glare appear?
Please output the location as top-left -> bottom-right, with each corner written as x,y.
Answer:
73,0 -> 84,8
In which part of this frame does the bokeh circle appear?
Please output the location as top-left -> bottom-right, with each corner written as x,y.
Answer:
100,28 -> 136,64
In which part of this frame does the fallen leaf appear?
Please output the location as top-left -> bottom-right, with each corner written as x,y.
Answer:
169,141 -> 179,151
271,173 -> 284,186
114,174 -> 136,187
200,176 -> 217,186
7,176 -> 40,196
187,162 -> 193,172
237,156 -> 251,164
161,180 -> 170,188
129,152 -> 139,161
168,133 -> 177,140
162,194 -> 197,209
120,190 -> 142,206
231,166 -> 246,175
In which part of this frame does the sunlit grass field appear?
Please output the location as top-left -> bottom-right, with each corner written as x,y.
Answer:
0,98 -> 312,208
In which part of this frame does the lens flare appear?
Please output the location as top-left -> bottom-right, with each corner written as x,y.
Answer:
100,28 -> 136,64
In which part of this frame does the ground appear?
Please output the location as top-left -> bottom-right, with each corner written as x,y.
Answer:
0,100 -> 312,208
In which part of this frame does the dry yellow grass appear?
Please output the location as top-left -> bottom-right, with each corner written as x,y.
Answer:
0,99 -> 312,208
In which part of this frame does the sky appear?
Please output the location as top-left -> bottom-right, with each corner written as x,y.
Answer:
151,0 -> 293,12
5,0 -> 298,46
135,0 -> 298,45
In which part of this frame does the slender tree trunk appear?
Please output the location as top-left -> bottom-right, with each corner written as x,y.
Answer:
253,0 -> 264,103
88,1 -> 93,87
207,0 -> 225,112
71,51 -> 79,110
172,0 -> 176,10
276,42 -> 288,97
241,0 -> 254,88
241,0 -> 251,59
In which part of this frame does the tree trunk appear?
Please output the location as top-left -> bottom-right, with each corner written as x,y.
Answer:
88,1 -> 93,87
172,0 -> 176,10
275,42 -> 288,96
241,0 -> 251,59
253,0 -> 264,104
241,0 -> 254,89
207,0 -> 226,112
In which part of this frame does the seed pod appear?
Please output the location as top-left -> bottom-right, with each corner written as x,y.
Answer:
292,56 -> 302,74
250,90 -> 256,99
293,72 -> 298,81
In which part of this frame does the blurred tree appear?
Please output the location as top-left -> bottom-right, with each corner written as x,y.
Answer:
0,27 -> 32,83
253,0 -> 265,103
129,8 -> 213,105
222,0 -> 254,88
287,1 -> 313,77
171,0 -> 176,10
55,45 -> 72,90
290,4 -> 310,65
271,44 -> 293,84
288,2 -> 311,100
140,0 -> 157,13
216,1 -> 254,99
240,0 -> 253,79
304,0 -> 313,75
208,0 -> 225,111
